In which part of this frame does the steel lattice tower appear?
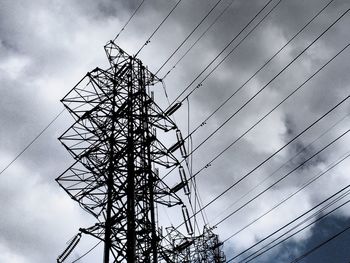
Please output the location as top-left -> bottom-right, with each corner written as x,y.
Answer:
56,41 -> 184,262
56,41 -> 226,263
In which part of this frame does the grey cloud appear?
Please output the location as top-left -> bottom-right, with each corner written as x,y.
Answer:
1,0 -> 350,262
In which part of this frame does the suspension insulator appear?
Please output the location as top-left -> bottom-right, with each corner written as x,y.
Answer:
181,205 -> 194,235
168,140 -> 183,153
179,166 -> 190,195
57,233 -> 82,263
168,130 -> 185,154
171,181 -> 186,193
164,102 -> 182,116
176,130 -> 187,158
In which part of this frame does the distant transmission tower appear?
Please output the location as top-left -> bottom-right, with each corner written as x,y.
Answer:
56,41 -> 225,263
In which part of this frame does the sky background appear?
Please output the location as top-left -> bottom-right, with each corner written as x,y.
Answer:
1,0 -> 350,262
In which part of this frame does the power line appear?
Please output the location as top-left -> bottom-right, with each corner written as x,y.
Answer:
155,0 -> 226,75
213,128 -> 349,228
1,3 -> 342,181
135,0 -> 183,57
176,0 -> 287,105
211,113 -> 349,224
222,150 -> 350,251
289,224 -> 350,263
226,182 -> 350,262
187,11 -> 350,157
241,195 -> 350,263
0,108 -> 66,176
239,191 -> 350,262
184,42 -> 350,183
0,0 -> 287,181
166,94 -> 349,234
71,241 -> 102,263
166,0 -> 277,107
113,0 -> 147,42
161,0 -> 238,79
161,6 -> 349,181
182,0 -> 336,141
0,0 -> 151,177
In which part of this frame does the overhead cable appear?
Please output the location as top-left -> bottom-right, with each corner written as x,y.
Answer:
161,0 -> 238,79
167,94 -> 349,234
241,196 -> 350,263
70,241 -> 102,263
187,12 -> 350,158
166,0 -> 278,107
0,0 -> 151,176
162,36 -> 350,182
188,42 -> 350,184
212,129 -> 349,228
289,224 -> 350,263
155,0 -> 227,75
228,183 -> 350,262
135,0 -> 183,57
222,151 -> 350,247
113,0 -> 147,42
212,113 -> 349,223
182,0 -> 336,140
0,108 -> 66,176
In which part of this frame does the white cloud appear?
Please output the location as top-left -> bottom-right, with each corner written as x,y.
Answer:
0,242 -> 27,263
0,55 -> 31,80
0,153 -> 90,262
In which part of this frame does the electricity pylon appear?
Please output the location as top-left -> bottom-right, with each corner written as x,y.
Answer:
56,40 -> 225,262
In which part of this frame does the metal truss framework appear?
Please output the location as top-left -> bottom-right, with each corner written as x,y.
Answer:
56,41 -> 225,263
164,226 -> 226,263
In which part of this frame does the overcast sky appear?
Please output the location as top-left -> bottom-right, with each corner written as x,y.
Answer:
1,0 -> 350,262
